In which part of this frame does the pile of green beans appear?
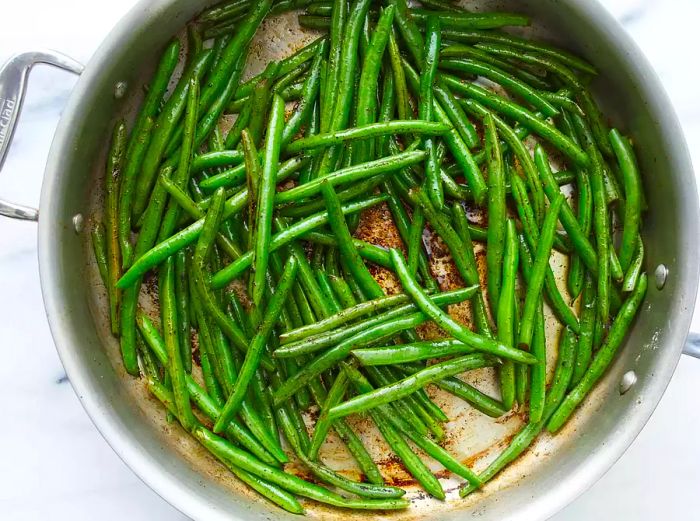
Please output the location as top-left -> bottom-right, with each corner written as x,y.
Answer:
92,0 -> 649,512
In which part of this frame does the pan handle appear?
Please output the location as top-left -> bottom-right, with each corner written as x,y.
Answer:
0,50 -> 83,221
683,333 -> 700,359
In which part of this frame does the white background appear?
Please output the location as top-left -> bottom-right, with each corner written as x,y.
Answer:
0,0 -> 698,519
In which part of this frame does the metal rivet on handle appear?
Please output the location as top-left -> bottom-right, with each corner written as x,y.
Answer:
619,371 -> 637,395
72,213 -> 84,233
114,81 -> 128,99
654,264 -> 668,290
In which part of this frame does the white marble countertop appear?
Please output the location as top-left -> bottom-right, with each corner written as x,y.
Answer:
1,1 -> 698,519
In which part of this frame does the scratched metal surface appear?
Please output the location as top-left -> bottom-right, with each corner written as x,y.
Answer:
83,6 -> 626,520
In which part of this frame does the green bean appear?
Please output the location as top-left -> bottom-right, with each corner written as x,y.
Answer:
578,89 -> 613,157
473,43 -> 583,89
306,2 -> 332,16
622,237 -> 644,293
325,248 -> 362,308
414,387 -> 450,424
440,29 -> 596,75
91,223 -> 110,291
375,71 -> 396,163
411,9 -> 530,30
319,0 -> 345,131
352,339 -> 472,366
158,78 -> 199,243
533,145 -> 599,275
443,76 -> 589,168
548,274 -> 648,432
302,231 -> 392,268
210,195 -> 387,288
132,49 -> 212,220
420,16 -> 443,207
280,290 -> 437,344
281,49 -> 324,147
199,0 -> 251,23
159,255 -> 195,430
440,43 -> 550,90
609,129 -> 643,271
214,257 -> 298,433
407,206 -> 424,276
354,5 -> 395,162
104,120 -> 126,336
199,154 -> 305,193
497,219 -> 518,409
571,272 -> 596,388
331,354 -> 496,420
541,91 -> 586,117
609,242 -> 624,282
174,249 -> 192,373
273,62 -> 311,98
159,175 -> 244,260
528,305 -> 546,423
327,0 -> 372,133
224,102 -> 252,150
308,373 -> 347,460
567,133 -> 592,297
242,130 -> 261,251
119,116 -> 155,268
518,194 -> 564,349
391,250 -> 536,363
285,120 -> 450,155
433,79 -> 479,149
440,58 -> 557,117
277,230 -> 334,321
191,151 -> 245,173
298,14 -> 330,29
276,150 -> 426,205
119,38 -> 180,265
589,145 -> 611,323
484,113 -> 506,310
436,377 -> 507,416
388,0 -> 424,64
387,30 -> 411,122
246,94 -> 283,305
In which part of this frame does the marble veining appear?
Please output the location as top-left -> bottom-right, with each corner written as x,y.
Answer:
0,1 -> 698,520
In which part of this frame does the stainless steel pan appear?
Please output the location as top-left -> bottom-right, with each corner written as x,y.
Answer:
1,0 -> 699,519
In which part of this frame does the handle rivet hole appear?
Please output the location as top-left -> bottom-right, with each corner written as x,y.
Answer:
114,81 -> 128,99
72,213 -> 84,233
654,264 -> 668,290
619,371 -> 637,395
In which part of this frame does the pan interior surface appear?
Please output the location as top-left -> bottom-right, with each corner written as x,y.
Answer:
38,0 -> 699,520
